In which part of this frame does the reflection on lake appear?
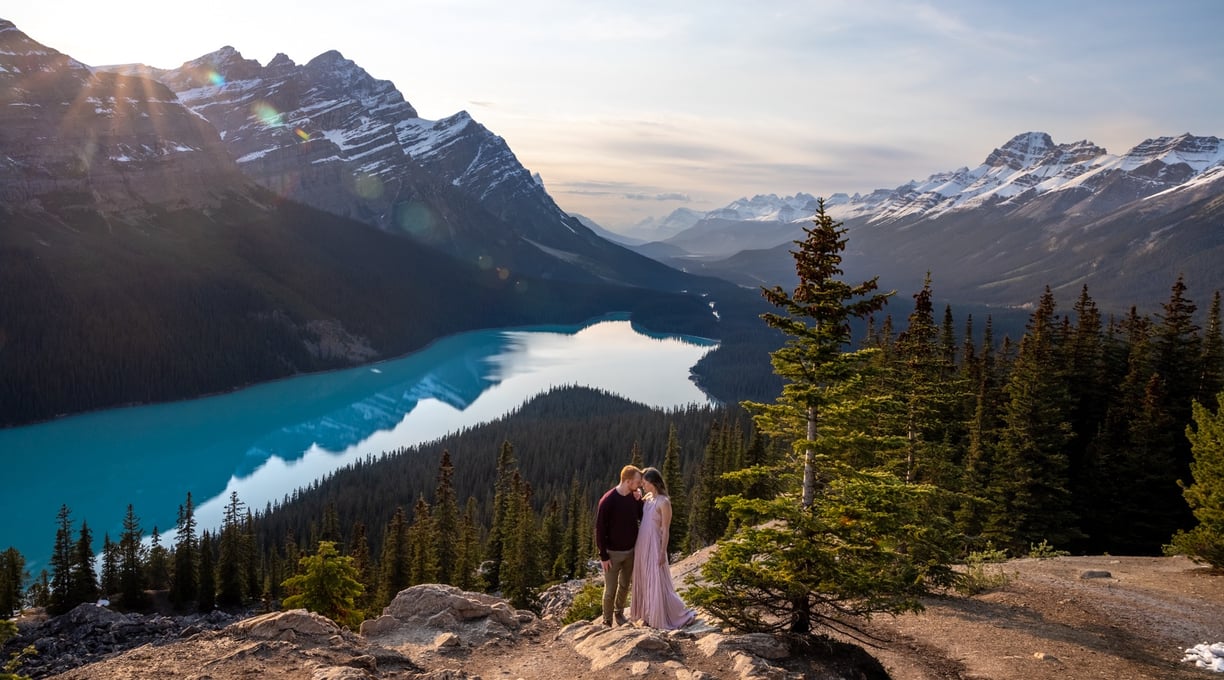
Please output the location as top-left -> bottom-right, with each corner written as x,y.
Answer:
0,316 -> 717,568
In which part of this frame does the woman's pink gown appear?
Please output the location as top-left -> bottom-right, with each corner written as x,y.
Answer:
630,495 -> 696,629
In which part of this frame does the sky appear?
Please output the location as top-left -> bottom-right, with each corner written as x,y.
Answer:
6,1 -> 1224,231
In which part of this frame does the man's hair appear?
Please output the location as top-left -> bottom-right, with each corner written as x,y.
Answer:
619,465 -> 643,482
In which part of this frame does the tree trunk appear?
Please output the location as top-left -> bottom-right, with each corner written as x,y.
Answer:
803,406 -> 817,507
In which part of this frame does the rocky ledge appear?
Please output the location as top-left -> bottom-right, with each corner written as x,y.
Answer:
4,584 -> 887,680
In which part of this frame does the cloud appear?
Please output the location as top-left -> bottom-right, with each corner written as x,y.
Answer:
624,192 -> 691,202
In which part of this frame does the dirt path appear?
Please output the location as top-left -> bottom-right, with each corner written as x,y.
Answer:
853,556 -> 1224,680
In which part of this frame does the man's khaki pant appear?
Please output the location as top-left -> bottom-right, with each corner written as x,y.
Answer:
602,548 -> 634,624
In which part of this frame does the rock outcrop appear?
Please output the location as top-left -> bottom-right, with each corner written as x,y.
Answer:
2,603 -> 238,678
360,584 -> 537,651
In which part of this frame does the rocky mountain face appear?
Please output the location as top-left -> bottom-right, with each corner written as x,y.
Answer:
0,20 -> 731,426
125,46 -> 698,289
0,20 -> 251,213
653,132 -> 1224,310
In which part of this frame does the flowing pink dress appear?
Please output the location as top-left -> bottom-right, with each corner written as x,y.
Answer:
629,495 -> 696,629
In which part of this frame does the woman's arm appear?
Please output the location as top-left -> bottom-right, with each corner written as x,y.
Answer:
659,498 -> 672,565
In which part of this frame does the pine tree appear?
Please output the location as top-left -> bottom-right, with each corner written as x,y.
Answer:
433,451 -> 460,584
629,441 -> 644,469
1198,291 -> 1223,411
408,496 -> 439,585
660,424 -> 689,554
146,527 -> 170,590
170,492 -> 198,608
748,197 -> 893,507
376,507 -> 410,605
1167,392 -> 1224,567
955,317 -> 1002,540
541,499 -> 564,581
48,505 -> 75,615
347,521 -> 373,612
689,197 -> 958,635
68,520 -> 99,607
500,473 -> 539,609
216,492 -> 248,607
320,502 -> 342,548
118,504 -> 150,610
455,497 -> 482,591
554,479 -> 584,581
0,548 -> 26,618
281,541 -> 365,629
985,288 -> 1077,551
100,534 -> 119,598
197,531 -> 216,613
485,440 -> 517,592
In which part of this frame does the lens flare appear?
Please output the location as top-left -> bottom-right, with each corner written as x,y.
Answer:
353,172 -> 383,200
251,102 -> 283,129
497,267 -> 510,281
476,255 -> 494,270
207,70 -> 225,87
394,201 -> 435,236
294,127 -> 310,141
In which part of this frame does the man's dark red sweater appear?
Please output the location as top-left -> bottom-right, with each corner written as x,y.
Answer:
596,486 -> 643,561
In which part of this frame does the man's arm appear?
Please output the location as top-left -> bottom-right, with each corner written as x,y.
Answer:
595,492 -> 611,564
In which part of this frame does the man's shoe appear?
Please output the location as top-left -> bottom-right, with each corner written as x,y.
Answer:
614,611 -> 629,626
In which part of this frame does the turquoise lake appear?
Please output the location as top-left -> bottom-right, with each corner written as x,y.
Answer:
0,316 -> 717,569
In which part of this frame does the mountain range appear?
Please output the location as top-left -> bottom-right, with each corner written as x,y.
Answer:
0,19 -> 770,427
632,132 -> 1224,311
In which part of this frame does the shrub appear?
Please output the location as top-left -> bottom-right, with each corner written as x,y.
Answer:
1027,540 -> 1070,559
562,581 -> 607,625
955,543 -> 1014,596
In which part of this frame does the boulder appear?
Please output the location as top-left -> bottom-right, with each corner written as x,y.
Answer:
228,609 -> 341,642
696,632 -> 790,660
571,625 -> 673,671
360,584 -> 536,650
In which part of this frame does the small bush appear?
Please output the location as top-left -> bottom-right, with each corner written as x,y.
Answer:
955,543 -> 1014,596
562,581 -> 607,625
1027,540 -> 1070,559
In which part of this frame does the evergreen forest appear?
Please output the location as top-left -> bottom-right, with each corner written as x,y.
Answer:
3,202 -> 1222,636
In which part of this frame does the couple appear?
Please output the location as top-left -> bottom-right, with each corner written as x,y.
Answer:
595,464 -> 696,630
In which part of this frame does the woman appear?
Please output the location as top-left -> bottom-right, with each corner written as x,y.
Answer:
629,467 -> 696,629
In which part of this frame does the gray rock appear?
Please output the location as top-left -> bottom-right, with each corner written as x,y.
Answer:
696,632 -> 790,660
572,625 -> 674,671
1080,570 -> 1112,579
228,609 -> 341,641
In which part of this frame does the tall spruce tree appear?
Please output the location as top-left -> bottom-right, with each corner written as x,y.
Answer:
1198,291 -> 1223,411
216,492 -> 248,607
748,197 -> 892,506
197,531 -> 216,612
171,492 -> 198,608
0,548 -> 26,618
376,506 -> 410,606
955,316 -> 1002,540
661,424 -> 689,554
689,197 -> 957,635
69,520 -> 99,607
118,504 -> 150,610
1167,392 -> 1224,567
455,497 -> 482,591
48,504 -> 75,615
347,521 -> 373,613
433,451 -> 460,584
985,288 -> 1077,551
146,527 -> 170,591
408,496 -> 439,585
100,534 -> 119,598
554,478 -> 584,580
485,440 -> 518,592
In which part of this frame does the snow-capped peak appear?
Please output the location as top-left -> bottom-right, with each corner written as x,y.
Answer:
707,192 -> 819,223
984,131 -> 1056,170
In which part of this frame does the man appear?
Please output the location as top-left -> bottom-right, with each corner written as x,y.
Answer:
596,464 -> 644,626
